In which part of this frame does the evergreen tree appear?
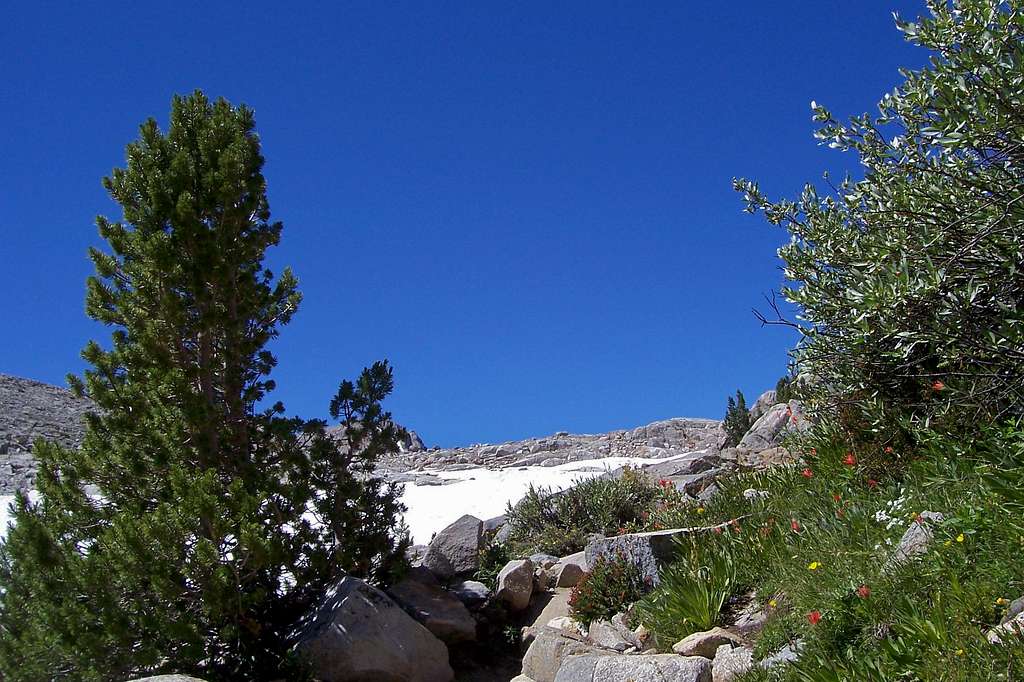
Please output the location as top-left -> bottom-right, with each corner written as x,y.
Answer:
723,390 -> 751,447
0,92 -> 407,681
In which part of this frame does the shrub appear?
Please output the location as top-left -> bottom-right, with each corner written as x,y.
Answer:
504,466 -> 672,556
736,0 -> 1024,444
723,390 -> 751,447
634,537 -> 736,643
568,552 -> 649,626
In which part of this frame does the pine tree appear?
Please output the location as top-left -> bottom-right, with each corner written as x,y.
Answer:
723,390 -> 751,447
0,92 -> 407,681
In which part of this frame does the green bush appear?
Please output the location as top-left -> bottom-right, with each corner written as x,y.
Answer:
723,390 -> 751,447
504,467 -> 680,556
568,552 -> 649,626
634,538 -> 737,643
736,0 -> 1024,445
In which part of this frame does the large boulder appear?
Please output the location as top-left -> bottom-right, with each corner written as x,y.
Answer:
387,568 -> 477,643
585,528 -> 691,586
738,400 -> 807,451
496,558 -> 535,611
521,627 -> 606,682
749,390 -> 777,422
553,551 -> 588,588
422,514 -> 484,579
292,576 -> 453,682
554,654 -> 712,682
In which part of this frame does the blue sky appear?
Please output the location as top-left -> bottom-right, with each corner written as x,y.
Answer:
2,2 -> 926,446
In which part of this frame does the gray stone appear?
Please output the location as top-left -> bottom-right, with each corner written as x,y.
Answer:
738,400 -> 807,451
586,620 -> 631,652
292,576 -> 453,682
713,644 -> 754,681
522,628 -> 605,682
422,514 -> 484,579
496,558 -> 534,611
553,551 -> 587,587
388,571 -> 477,643
887,511 -> 944,569
749,389 -> 778,422
483,514 -> 507,532
450,579 -> 491,606
555,654 -> 712,682
530,553 -> 559,568
671,627 -> 745,658
1002,596 -> 1024,625
585,528 -> 691,586
759,641 -> 803,668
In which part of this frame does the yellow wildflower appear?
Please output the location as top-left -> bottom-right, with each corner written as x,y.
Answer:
808,561 -> 822,571
956,649 -> 964,657
944,539 -> 952,547
696,507 -> 705,514
956,533 -> 965,543
768,599 -> 777,608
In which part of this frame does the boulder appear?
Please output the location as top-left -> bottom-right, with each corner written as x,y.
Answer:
585,528 -> 690,586
292,576 -> 453,682
524,587 -> 573,633
553,552 -> 587,588
738,400 -> 807,451
886,511 -> 944,569
496,558 -> 535,611
531,553 -> 559,568
712,644 -> 754,681
749,389 -> 777,422
737,446 -> 795,469
450,579 -> 491,607
422,514 -> 484,579
671,627 -> 746,658
521,627 -> 606,682
483,514 -> 507,533
554,654 -> 712,682
987,611 -> 1024,644
585,620 -> 632,652
388,569 -> 477,643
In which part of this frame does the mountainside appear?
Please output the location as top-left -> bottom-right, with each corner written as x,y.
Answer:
0,372 -> 725,492
0,373 -> 92,493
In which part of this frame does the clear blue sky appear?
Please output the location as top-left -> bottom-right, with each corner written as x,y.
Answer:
2,2 -> 926,446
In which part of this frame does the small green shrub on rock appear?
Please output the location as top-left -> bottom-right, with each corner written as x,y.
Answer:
568,552 -> 649,626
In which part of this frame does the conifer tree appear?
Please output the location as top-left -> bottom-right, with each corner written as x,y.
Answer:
0,91 -> 407,681
723,390 -> 751,447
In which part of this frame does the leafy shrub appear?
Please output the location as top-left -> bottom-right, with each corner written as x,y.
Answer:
568,552 -> 649,626
505,467 -> 675,556
723,390 -> 751,447
474,537 -> 511,589
736,0 -> 1024,444
634,537 -> 736,643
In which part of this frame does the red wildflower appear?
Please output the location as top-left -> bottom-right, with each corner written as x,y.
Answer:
867,478 -> 879,489
932,380 -> 945,391
658,478 -> 670,487
843,452 -> 857,466
791,519 -> 801,533
807,610 -> 822,625
884,446 -> 894,454
802,468 -> 813,478
809,447 -> 817,456
857,585 -> 871,599
731,519 -> 742,533
791,413 -> 799,425
713,526 -> 723,534
832,493 -> 842,502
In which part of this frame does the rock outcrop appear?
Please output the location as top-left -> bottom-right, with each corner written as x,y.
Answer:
292,576 -> 454,682
0,374 -> 93,493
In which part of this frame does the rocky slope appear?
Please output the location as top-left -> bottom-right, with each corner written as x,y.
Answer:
0,374 -> 92,493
